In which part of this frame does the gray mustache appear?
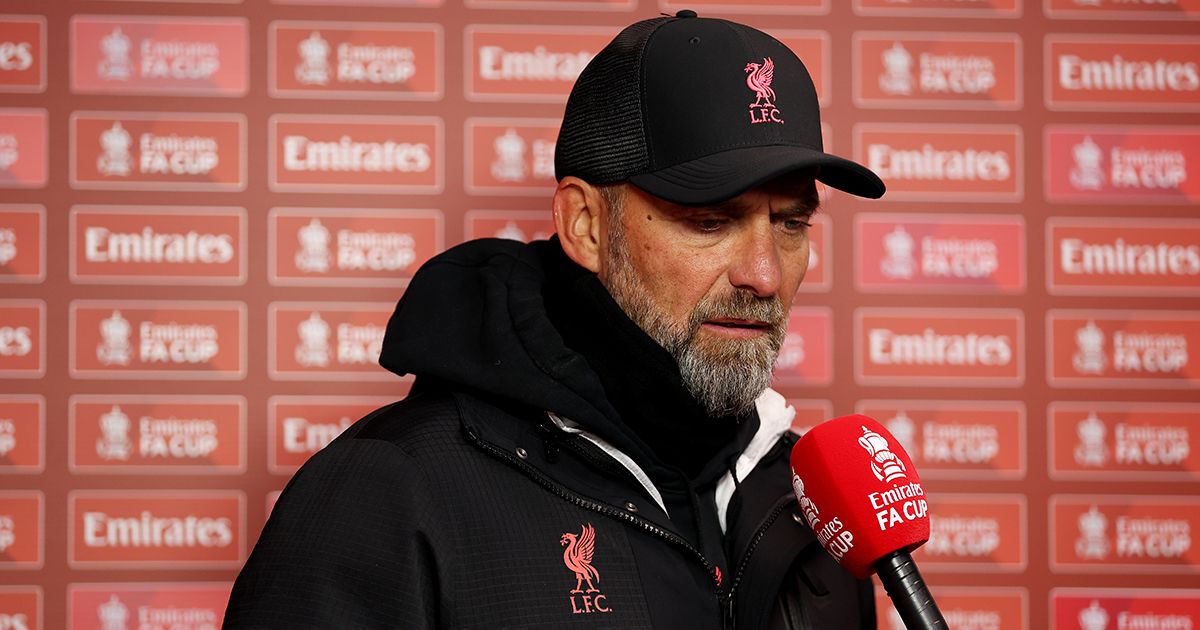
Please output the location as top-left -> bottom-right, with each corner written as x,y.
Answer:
688,290 -> 786,333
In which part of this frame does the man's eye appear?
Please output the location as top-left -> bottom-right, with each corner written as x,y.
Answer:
782,218 -> 813,232
692,218 -> 725,232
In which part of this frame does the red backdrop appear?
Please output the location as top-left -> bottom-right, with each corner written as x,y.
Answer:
1,1 -> 1198,628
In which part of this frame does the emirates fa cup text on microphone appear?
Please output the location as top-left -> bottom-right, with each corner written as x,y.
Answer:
790,414 -> 946,630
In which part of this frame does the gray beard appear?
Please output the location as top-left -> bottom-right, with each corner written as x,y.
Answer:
600,226 -> 787,417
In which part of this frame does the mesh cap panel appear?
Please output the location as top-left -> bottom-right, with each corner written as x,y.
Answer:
553,17 -> 669,184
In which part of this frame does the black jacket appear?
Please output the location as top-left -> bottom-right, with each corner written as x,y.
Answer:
224,239 -> 875,629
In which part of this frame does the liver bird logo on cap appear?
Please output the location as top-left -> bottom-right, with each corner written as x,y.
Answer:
745,57 -> 783,124
745,58 -> 776,106
561,523 -> 600,594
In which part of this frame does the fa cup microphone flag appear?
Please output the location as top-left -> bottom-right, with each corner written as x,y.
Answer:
789,414 -> 947,630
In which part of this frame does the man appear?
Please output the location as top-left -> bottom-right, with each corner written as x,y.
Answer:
225,10 -> 885,629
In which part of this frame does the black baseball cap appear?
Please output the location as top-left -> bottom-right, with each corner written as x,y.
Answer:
555,10 -> 885,205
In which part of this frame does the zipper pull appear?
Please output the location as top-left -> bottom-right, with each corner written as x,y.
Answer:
723,594 -> 735,630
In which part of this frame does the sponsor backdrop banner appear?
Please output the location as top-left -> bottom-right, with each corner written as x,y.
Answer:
0,1 -> 1196,628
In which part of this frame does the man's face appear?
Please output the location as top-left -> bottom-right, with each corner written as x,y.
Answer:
598,173 -> 818,417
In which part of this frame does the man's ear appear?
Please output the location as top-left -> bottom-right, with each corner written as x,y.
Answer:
553,176 -> 605,273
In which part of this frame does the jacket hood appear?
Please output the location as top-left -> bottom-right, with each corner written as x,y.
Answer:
379,238 -> 634,446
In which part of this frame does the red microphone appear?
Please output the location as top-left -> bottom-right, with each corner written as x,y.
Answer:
790,414 -> 946,630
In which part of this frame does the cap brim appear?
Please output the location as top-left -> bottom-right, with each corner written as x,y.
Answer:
628,145 -> 885,205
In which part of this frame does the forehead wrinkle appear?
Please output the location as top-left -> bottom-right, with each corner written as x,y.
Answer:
657,184 -> 821,216
657,197 -> 741,217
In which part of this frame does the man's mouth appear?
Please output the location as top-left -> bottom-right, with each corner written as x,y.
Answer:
706,318 -> 769,329
702,318 -> 773,337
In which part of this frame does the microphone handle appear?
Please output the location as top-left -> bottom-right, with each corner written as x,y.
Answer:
874,550 -> 947,630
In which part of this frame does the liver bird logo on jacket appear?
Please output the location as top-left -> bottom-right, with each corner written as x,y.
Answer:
745,57 -> 784,124
561,523 -> 600,593
561,523 -> 612,614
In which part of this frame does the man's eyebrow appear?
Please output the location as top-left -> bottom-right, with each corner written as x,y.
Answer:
777,201 -> 819,215
776,196 -> 821,216
670,199 -> 747,215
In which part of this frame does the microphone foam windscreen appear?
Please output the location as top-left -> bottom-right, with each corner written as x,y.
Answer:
789,414 -> 930,579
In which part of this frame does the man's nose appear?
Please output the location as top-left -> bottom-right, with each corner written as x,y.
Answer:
727,221 -> 783,297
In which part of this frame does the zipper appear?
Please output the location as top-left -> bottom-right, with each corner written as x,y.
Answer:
550,422 -> 643,483
722,493 -> 798,629
463,425 -> 725,594
542,418 -> 671,516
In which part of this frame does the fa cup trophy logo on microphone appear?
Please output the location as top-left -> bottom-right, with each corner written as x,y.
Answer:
791,474 -> 822,530
858,425 -> 907,483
